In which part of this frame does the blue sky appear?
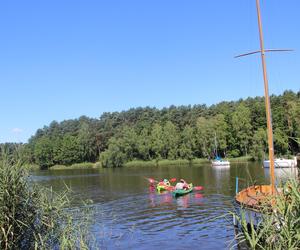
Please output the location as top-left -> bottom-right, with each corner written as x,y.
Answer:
0,0 -> 299,143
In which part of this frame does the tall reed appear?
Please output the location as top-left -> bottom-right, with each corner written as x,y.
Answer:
0,149 -> 95,249
232,178 -> 300,249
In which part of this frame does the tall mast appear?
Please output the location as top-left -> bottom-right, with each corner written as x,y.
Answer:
214,132 -> 218,157
255,0 -> 275,193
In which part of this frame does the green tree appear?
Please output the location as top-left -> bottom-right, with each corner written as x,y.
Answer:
195,117 -> 214,158
250,128 -> 267,160
163,121 -> 179,160
274,128 -> 289,156
120,126 -> 138,161
78,122 -> 97,162
34,137 -> 54,168
231,104 -> 252,156
179,126 -> 196,161
58,134 -> 81,165
100,137 -> 126,167
136,128 -> 151,160
24,90 -> 299,166
213,114 -> 228,156
150,123 -> 164,160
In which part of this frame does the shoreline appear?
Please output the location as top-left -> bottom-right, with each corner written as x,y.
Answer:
28,156 -> 254,170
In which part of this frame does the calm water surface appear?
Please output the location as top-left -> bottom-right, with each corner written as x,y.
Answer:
32,163 -> 298,250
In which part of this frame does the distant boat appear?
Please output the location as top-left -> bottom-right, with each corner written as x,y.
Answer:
211,132 -> 230,167
211,156 -> 230,167
263,157 -> 297,168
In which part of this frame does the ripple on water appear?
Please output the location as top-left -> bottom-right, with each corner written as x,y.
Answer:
92,192 -> 235,249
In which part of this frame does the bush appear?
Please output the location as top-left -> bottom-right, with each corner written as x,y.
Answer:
227,149 -> 240,158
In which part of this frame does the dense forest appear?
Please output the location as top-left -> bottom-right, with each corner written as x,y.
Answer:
1,90 -> 300,168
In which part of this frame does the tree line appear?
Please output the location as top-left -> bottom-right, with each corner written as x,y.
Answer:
2,90 -> 299,168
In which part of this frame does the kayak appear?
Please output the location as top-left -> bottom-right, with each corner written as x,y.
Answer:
172,183 -> 193,197
156,182 -> 175,192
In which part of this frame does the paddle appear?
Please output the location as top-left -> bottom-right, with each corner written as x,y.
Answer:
193,186 -> 204,191
145,177 -> 158,184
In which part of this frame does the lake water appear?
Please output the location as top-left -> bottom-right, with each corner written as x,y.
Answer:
31,163 -> 298,250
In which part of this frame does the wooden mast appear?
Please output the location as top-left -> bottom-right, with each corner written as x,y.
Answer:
255,0 -> 275,193
235,1 -> 293,209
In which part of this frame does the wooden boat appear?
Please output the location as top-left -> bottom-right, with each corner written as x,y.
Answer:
172,184 -> 193,197
234,0 -> 292,226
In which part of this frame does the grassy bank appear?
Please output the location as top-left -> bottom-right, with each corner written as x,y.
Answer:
28,156 -> 254,170
50,162 -> 98,170
125,157 -> 254,167
49,159 -> 210,169
125,158 -> 210,167
232,178 -> 300,249
23,163 -> 40,170
228,156 -> 254,163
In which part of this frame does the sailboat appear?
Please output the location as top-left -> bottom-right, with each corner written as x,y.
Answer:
234,0 -> 292,224
211,133 -> 230,167
211,157 -> 230,167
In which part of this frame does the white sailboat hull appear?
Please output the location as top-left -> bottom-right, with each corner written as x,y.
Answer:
263,157 -> 297,168
211,160 -> 230,167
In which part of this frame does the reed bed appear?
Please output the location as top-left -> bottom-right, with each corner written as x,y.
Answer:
0,150 -> 95,250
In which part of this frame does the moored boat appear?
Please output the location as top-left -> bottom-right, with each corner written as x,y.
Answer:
211,133 -> 230,167
211,158 -> 230,167
263,157 -> 297,168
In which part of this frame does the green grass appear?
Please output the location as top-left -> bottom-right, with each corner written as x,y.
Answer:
228,156 -> 254,162
191,158 -> 211,164
125,160 -> 157,167
125,158 -> 210,167
22,163 -> 40,170
50,162 -> 96,170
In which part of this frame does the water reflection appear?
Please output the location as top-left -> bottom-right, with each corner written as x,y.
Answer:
211,165 -> 231,192
175,194 -> 190,208
264,167 -> 298,184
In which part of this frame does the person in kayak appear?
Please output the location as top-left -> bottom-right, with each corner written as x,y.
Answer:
163,179 -> 170,186
175,179 -> 189,190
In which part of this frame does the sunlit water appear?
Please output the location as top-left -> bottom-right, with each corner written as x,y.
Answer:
31,163 -> 298,249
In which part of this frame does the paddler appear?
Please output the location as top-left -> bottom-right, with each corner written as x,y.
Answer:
163,179 -> 170,186
175,179 -> 188,190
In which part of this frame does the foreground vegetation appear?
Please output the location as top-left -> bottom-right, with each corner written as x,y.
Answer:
1,90 -> 299,168
0,152 -> 95,249
232,178 -> 300,249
